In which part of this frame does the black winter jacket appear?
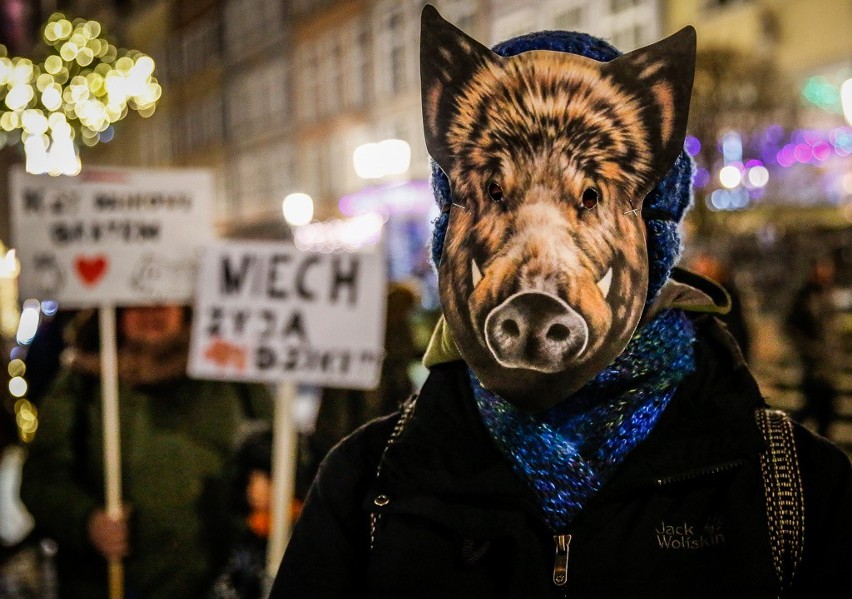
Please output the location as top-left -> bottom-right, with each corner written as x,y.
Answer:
272,317 -> 852,598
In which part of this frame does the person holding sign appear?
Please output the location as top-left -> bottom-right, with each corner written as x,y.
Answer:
270,7 -> 852,598
20,305 -> 273,599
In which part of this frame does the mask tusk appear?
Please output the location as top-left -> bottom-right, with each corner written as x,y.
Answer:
471,259 -> 483,288
597,268 -> 613,298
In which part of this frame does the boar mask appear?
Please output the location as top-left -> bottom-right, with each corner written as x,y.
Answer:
420,5 -> 696,411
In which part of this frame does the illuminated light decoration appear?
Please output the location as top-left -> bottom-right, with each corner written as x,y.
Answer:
843,172 -> 852,195
747,165 -> 769,188
708,189 -> 729,211
339,179 -> 433,217
353,139 -> 411,179
683,135 -> 701,157
0,245 -> 21,338
842,79 -> 852,126
720,131 -> 742,164
293,213 -> 385,253
0,13 -> 161,176
801,76 -> 842,112
8,358 -> 25,378
794,144 -> 813,164
764,125 -> 784,143
15,298 -> 41,345
729,188 -> 749,209
15,399 -> 38,442
708,188 -> 749,212
9,376 -> 27,398
812,141 -> 832,162
40,300 -> 59,316
747,186 -> 766,201
776,144 -> 797,168
691,167 -> 710,189
282,192 -> 314,226
719,165 -> 742,189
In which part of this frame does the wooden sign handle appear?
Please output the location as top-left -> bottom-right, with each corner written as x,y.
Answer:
266,382 -> 298,584
99,306 -> 124,599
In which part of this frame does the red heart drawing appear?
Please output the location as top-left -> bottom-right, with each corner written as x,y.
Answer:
75,255 -> 109,286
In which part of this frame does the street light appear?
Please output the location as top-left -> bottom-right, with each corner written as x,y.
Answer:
282,192 -> 314,226
353,139 -> 411,180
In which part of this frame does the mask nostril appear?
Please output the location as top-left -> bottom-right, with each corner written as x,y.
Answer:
501,319 -> 520,338
546,323 -> 569,342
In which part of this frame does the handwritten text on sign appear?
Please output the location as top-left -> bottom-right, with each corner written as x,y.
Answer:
188,242 -> 386,389
9,165 -> 214,307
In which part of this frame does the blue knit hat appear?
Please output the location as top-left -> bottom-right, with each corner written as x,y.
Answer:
429,31 -> 695,302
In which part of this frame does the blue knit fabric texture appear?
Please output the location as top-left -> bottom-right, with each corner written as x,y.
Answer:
428,31 -> 695,302
471,309 -> 696,531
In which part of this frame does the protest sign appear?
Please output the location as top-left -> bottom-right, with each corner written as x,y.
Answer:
189,241 -> 387,390
9,165 -> 214,306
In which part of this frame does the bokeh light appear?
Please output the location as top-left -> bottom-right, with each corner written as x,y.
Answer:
719,165 -> 742,189
282,193 -> 315,226
0,13 -> 161,175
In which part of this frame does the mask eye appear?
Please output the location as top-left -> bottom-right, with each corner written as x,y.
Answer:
581,187 -> 599,210
487,181 -> 504,203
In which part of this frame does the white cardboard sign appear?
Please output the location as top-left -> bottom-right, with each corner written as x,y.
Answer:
188,241 -> 386,389
9,165 -> 214,307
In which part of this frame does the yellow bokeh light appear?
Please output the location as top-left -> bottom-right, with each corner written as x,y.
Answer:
35,73 -> 54,91
58,20 -> 73,40
48,112 -> 67,128
12,59 -> 34,85
0,112 -> 19,131
84,21 -> 102,39
59,42 -> 78,61
7,359 -> 25,378
115,56 -> 133,73
6,84 -> 34,110
21,109 -> 49,135
41,85 -> 62,111
77,48 -> 94,67
3,16 -> 161,170
87,39 -> 103,55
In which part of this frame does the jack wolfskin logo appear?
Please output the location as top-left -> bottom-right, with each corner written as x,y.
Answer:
655,518 -> 725,550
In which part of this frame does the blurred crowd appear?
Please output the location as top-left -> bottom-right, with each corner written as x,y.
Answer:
0,281 -> 429,599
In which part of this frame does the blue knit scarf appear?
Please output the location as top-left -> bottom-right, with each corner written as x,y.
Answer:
471,309 -> 696,531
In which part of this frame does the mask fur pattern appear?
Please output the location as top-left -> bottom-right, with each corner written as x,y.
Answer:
420,5 -> 695,411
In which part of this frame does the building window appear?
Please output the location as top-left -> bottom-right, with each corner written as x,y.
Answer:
610,0 -> 641,12
702,0 -> 749,9
388,13 -> 406,93
224,0 -> 284,59
348,22 -> 371,108
294,46 -> 319,124
226,57 -> 289,142
554,6 -> 585,30
177,15 -> 221,79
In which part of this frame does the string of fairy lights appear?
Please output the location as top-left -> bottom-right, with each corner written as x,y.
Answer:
0,12 -> 161,176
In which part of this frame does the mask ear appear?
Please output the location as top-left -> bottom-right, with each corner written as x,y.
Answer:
602,26 -> 696,194
420,4 -> 499,175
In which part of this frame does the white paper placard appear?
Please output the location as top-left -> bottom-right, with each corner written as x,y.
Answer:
188,241 -> 386,389
9,165 -> 214,307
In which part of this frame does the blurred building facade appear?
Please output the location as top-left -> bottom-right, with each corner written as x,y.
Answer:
0,0 -> 850,443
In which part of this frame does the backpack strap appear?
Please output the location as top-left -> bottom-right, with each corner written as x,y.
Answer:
369,395 -> 418,550
755,408 -> 805,596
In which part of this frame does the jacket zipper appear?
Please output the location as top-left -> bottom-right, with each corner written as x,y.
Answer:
552,533 -> 571,587
653,458 -> 746,487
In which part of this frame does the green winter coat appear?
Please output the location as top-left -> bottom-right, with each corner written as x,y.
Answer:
20,327 -> 273,599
